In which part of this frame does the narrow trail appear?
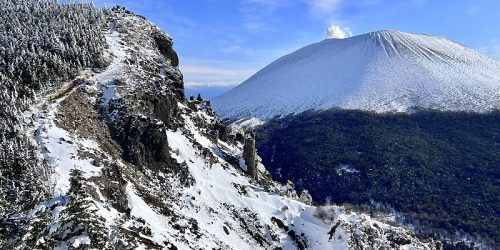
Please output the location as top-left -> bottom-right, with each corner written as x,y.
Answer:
45,70 -> 93,101
24,25 -> 126,140
23,69 -> 94,142
23,25 -> 126,149
25,69 -> 92,137
20,26 -> 127,195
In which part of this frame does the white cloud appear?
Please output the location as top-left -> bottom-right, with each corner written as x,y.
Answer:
180,60 -> 257,89
325,25 -> 352,39
306,1 -> 355,39
184,82 -> 239,89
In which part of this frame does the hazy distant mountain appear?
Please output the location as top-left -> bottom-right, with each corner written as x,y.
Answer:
213,30 -> 500,119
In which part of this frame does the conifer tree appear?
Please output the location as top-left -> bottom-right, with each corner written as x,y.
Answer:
25,206 -> 57,248
53,168 -> 108,249
0,0 -> 107,245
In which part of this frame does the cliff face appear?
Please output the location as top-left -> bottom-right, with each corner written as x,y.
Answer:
1,5 -> 443,250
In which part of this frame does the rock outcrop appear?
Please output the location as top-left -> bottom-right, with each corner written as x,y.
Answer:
111,116 -> 171,171
1,4 -> 447,250
299,190 -> 313,206
243,132 -> 258,180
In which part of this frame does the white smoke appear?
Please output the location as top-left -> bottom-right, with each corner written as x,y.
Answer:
325,25 -> 352,39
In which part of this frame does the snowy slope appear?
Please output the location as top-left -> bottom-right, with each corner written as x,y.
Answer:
13,9 -> 447,249
213,30 -> 500,119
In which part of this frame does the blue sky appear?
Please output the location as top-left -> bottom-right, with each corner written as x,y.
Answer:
91,0 -> 500,98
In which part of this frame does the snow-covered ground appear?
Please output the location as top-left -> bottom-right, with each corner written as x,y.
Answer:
20,11 -> 443,249
230,117 -> 265,130
213,30 -> 500,119
138,101 -> 440,249
22,22 -> 130,196
19,17 -> 130,248
34,100 -> 103,195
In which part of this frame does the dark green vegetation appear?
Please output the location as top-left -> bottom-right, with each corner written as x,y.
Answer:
256,109 -> 500,247
0,0 -> 106,247
26,169 -> 108,248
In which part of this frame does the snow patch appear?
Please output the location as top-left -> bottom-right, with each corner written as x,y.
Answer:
35,100 -> 103,195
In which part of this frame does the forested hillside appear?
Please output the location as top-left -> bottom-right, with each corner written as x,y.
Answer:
0,1 -> 479,249
0,0 -> 106,245
256,109 -> 500,248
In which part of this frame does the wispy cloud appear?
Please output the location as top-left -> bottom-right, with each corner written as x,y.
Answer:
180,59 -> 257,89
184,82 -> 241,89
239,0 -> 346,29
307,0 -> 343,21
239,0 -> 291,30
468,5 -> 479,15
240,0 -> 352,39
242,0 -> 290,7
221,45 -> 243,53
181,41 -> 301,89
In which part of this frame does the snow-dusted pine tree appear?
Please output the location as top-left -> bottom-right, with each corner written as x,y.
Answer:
0,0 -> 106,246
51,169 -> 108,249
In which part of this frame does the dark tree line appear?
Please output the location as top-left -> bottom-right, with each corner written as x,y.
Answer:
257,109 -> 500,248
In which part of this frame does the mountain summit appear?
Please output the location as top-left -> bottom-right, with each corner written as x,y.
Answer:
213,30 -> 500,119
1,3 -> 446,249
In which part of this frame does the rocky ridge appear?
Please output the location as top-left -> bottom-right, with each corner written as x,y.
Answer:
5,6 -> 443,250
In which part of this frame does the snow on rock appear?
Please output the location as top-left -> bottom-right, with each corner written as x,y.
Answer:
154,101 -> 440,250
230,117 -> 265,130
35,99 -> 103,195
213,30 -> 500,119
70,235 -> 91,248
20,9 -> 443,250
125,183 -> 188,248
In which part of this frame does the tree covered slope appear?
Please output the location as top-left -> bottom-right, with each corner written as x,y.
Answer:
0,0 -> 107,236
256,109 -> 500,248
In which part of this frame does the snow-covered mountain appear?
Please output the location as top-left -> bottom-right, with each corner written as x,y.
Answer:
0,3 -> 446,249
213,30 -> 500,119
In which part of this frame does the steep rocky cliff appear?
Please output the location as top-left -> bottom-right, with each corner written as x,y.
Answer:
1,4 -> 444,249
